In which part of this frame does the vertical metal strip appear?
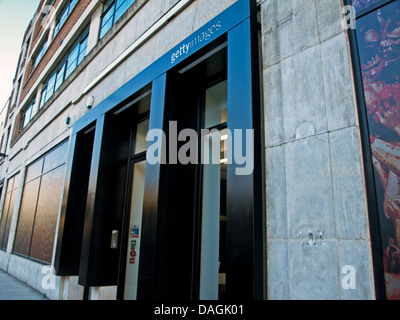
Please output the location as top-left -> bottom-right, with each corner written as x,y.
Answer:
78,115 -> 105,286
54,133 -> 77,275
137,73 -> 168,300
227,12 -> 264,299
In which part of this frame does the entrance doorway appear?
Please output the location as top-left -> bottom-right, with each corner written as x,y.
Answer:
115,95 -> 150,300
147,40 -> 229,300
55,4 -> 264,299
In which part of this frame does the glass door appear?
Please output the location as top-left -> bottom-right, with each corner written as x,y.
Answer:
123,159 -> 146,300
199,79 -> 228,300
122,116 -> 149,300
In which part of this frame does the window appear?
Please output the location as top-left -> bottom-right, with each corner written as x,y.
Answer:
40,73 -> 56,109
64,29 -> 89,78
21,97 -> 37,130
351,0 -> 400,299
23,36 -> 31,63
39,26 -> 89,109
33,39 -> 48,70
200,80 -> 228,300
53,0 -> 79,39
55,63 -> 66,91
0,173 -> 20,250
13,77 -> 22,107
99,0 -> 136,39
13,141 -> 68,263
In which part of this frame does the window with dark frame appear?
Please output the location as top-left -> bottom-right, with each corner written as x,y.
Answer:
22,36 -> 31,65
53,0 -> 79,39
99,0 -> 136,39
12,141 -> 69,264
33,39 -> 48,70
121,112 -> 150,300
0,173 -> 20,250
13,77 -> 22,108
199,79 -> 228,300
21,97 -> 37,130
39,25 -> 89,109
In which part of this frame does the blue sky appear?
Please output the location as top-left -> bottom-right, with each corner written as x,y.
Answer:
0,0 -> 41,110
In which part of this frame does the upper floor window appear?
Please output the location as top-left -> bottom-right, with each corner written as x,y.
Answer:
22,36 -> 31,64
99,0 -> 136,39
22,97 -> 37,130
53,0 -> 79,39
0,173 -> 20,250
33,39 -> 48,70
39,25 -> 89,109
13,77 -> 22,107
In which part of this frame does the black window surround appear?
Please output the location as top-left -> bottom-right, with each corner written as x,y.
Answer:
54,0 -> 264,300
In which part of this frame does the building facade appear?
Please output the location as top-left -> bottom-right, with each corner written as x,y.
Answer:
0,0 -> 399,300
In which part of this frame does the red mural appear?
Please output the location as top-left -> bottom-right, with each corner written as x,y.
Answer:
356,0 -> 400,299
353,0 -> 382,11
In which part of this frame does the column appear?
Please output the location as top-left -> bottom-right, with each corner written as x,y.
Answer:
87,3 -> 104,53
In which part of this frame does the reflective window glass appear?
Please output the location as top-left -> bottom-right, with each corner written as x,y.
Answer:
134,118 -> 149,155
13,140 -> 68,263
0,192 -> 11,249
13,178 -> 40,257
25,158 -> 44,183
205,80 -> 228,129
43,140 -> 68,173
55,63 -> 66,91
0,174 -> 19,250
99,0 -> 136,39
29,166 -> 65,263
124,161 -> 146,300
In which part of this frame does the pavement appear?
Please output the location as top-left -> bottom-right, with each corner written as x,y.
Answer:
0,268 -> 48,300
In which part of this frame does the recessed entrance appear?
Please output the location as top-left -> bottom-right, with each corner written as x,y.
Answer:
55,0 -> 264,300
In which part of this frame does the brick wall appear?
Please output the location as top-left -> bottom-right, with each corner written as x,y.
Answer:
20,0 -> 92,105
29,0 -> 47,55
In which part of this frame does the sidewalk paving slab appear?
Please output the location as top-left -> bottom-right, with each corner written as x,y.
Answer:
0,269 -> 48,300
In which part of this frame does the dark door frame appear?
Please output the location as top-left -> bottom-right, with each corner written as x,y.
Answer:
116,113 -> 149,301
